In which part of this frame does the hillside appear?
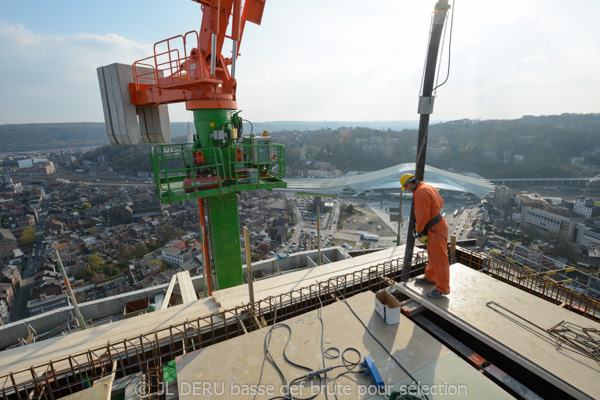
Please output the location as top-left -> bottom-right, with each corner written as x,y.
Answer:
0,121 -> 419,153
3,114 -> 599,180
273,113 -> 600,178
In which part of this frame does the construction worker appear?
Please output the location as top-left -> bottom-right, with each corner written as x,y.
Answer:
401,173 -> 450,298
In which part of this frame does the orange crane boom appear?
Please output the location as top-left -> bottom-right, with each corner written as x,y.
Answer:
130,0 -> 265,110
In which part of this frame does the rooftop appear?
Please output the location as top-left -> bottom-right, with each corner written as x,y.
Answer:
0,245 -> 598,399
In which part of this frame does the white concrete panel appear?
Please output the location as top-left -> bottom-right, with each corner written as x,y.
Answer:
176,292 -> 514,400
139,104 -> 172,143
400,263 -> 600,399
97,63 -> 140,145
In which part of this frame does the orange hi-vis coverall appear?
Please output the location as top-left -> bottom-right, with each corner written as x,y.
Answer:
413,182 -> 450,294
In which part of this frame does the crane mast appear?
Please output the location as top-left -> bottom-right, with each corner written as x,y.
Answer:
97,0 -> 285,291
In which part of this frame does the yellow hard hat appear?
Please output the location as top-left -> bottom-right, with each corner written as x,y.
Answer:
400,173 -> 415,190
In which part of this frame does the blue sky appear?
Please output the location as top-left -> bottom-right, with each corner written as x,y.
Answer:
1,0 -> 599,124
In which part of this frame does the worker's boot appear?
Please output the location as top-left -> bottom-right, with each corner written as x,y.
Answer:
415,276 -> 435,285
426,289 -> 449,299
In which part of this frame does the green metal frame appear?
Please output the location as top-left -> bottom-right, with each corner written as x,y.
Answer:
149,142 -> 286,204
207,192 -> 244,288
149,108 -> 287,291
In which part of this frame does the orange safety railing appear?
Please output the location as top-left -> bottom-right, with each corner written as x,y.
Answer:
132,31 -> 200,91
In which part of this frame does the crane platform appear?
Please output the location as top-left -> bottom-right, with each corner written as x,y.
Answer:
150,142 -> 286,204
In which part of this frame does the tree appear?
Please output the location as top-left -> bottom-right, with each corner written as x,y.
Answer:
554,239 -> 578,261
158,224 -> 183,244
519,226 -> 537,246
543,231 -> 578,261
117,244 -> 135,263
81,202 -> 91,210
18,226 -> 36,247
257,242 -> 270,253
88,253 -> 104,269
133,242 -> 148,258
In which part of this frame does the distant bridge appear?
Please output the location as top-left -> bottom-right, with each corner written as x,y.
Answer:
488,176 -> 599,187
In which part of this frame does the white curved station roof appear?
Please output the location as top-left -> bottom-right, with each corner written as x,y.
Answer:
285,163 -> 494,198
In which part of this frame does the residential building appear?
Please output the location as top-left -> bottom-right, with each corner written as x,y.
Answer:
575,224 -> 600,248
162,247 -> 185,266
494,185 -> 513,207
27,293 -> 69,316
516,193 -> 547,209
0,229 -> 18,263
574,196 -> 599,219
521,207 -> 577,239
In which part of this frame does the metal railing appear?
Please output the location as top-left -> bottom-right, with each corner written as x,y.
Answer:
0,253 -> 427,399
133,31 -> 200,91
456,247 -> 600,321
2,245 -> 598,399
150,142 -> 286,204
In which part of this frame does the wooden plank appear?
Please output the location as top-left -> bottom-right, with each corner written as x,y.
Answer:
161,274 -> 178,310
213,246 -> 414,311
176,271 -> 198,304
0,247 -> 413,386
0,297 -> 218,382
400,299 -> 425,317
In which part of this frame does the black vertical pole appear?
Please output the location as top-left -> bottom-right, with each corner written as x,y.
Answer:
402,1 -> 451,282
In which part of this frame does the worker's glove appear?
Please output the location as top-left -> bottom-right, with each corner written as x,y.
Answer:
412,229 -> 429,245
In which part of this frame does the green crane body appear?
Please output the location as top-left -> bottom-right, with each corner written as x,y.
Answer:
150,108 -> 286,290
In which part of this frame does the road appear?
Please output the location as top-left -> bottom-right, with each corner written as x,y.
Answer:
446,205 -> 479,242
12,198 -> 50,321
282,196 -> 411,255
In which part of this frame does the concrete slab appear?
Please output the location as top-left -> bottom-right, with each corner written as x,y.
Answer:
59,373 -> 114,400
175,291 -> 514,399
399,263 -> 600,400
0,296 -> 218,382
0,246 -> 417,387
214,245 -> 425,311
367,353 -> 501,400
